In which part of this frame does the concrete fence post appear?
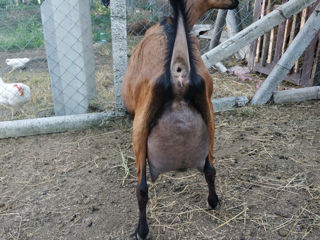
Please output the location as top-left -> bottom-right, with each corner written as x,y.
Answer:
110,0 -> 127,111
41,0 -> 97,116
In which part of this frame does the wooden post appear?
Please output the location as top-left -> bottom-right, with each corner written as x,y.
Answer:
251,3 -> 320,105
208,10 -> 228,72
212,96 -> 248,112
311,33 -> 320,85
0,111 -> 124,139
293,9 -> 308,72
209,10 -> 227,49
255,0 -> 267,63
226,8 -> 245,59
110,0 -> 127,111
273,86 -> 320,104
201,0 -> 318,68
260,0 -> 272,65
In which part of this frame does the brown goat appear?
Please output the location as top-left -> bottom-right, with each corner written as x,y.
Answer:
121,0 -> 239,239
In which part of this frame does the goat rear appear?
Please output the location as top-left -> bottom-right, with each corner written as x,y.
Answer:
121,0 -> 239,239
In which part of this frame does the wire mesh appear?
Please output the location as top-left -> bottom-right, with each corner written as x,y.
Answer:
0,0 -> 319,123
0,0 -> 113,122
126,0 -> 320,87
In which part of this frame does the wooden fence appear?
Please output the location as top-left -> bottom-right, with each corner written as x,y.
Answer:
249,0 -> 320,87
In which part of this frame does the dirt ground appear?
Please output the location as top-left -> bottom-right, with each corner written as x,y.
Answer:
0,44 -> 116,121
0,35 -> 319,240
0,99 -> 319,239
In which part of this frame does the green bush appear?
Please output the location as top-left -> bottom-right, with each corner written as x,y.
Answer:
0,6 -> 43,51
91,1 -> 111,42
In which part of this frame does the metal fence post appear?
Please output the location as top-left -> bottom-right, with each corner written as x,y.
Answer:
110,0 -> 127,111
41,0 -> 96,116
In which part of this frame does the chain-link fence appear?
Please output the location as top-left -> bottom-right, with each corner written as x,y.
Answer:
0,0 -> 115,122
0,0 -> 319,124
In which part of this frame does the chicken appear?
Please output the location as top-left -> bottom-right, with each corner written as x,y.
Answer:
0,77 -> 31,117
6,58 -> 30,74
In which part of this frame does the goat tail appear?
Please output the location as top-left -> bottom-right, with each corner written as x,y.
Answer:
169,0 -> 189,32
169,0 -> 191,94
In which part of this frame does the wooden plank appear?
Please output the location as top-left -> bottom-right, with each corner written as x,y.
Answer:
201,0 -> 318,69
294,9 -> 308,72
267,27 -> 275,64
253,0 -> 264,21
274,21 -> 286,62
281,18 -> 293,55
248,0 -> 263,69
273,0 -> 287,63
273,86 -> 320,104
300,35 -> 319,86
250,0 -> 320,87
212,96 -> 249,112
251,2 -> 320,105
209,10 -> 227,49
300,0 -> 320,86
310,33 -> 320,85
300,8 -> 308,25
253,64 -> 301,84
253,62 -> 274,74
288,14 -> 298,73
260,0 -> 272,66
0,111 -> 123,139
266,0 -> 278,64
288,15 -> 297,45
255,0 -> 267,63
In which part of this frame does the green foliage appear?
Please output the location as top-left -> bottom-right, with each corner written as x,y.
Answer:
0,0 -> 6,8
91,1 -> 111,42
0,1 -> 112,51
0,6 -> 43,51
240,107 -> 257,117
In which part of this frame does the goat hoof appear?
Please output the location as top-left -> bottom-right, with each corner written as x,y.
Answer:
131,226 -> 149,240
134,232 -> 148,240
208,195 -> 221,210
136,233 -> 145,240
130,232 -> 144,240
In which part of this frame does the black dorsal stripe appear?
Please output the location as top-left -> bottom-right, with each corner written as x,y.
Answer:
152,0 -> 206,128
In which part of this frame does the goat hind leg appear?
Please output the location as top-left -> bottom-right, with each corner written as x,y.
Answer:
204,157 -> 220,209
135,169 -> 149,240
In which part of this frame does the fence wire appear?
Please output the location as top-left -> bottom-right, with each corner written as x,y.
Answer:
125,0 -> 320,87
0,0 -> 319,123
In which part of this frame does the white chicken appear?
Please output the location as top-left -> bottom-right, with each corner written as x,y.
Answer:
6,58 -> 30,74
0,77 -> 31,117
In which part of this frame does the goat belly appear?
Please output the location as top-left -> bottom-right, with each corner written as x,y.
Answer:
147,101 -> 209,181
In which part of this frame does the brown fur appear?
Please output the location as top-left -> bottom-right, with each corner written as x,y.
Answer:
121,24 -> 217,182
121,0 -> 238,238
147,100 -> 210,181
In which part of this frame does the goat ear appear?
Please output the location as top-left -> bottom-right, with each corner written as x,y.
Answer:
170,16 -> 190,81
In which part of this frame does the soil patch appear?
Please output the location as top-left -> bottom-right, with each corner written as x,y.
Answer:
0,101 -> 319,239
